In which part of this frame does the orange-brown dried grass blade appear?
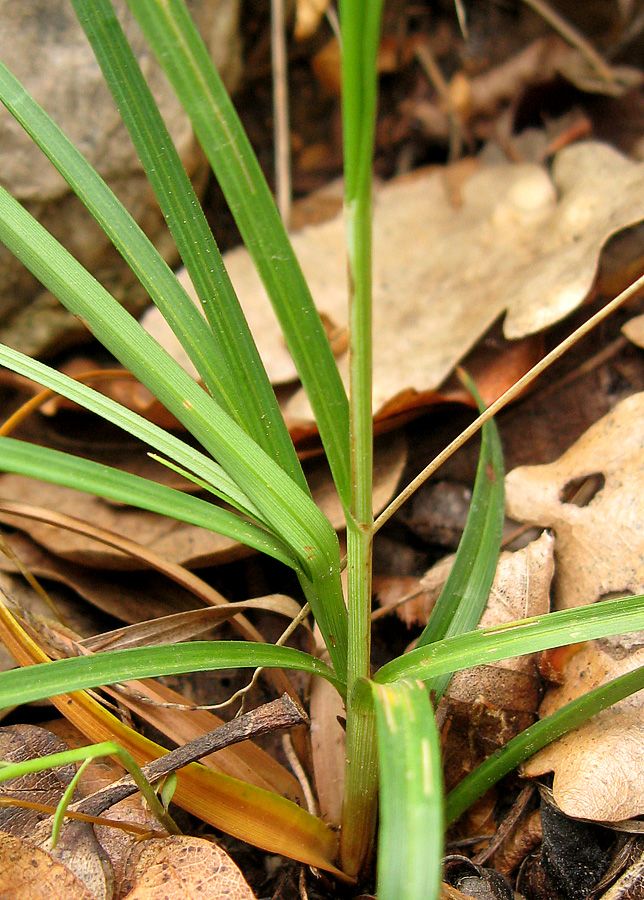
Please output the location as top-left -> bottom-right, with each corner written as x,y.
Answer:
0,599 -> 343,875
0,796 -> 166,838
14,607 -> 307,802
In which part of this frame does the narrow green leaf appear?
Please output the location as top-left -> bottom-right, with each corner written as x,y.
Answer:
417,378 -> 504,699
376,593 -> 644,684
64,0 -> 306,490
418,380 -> 504,651
340,0 -> 385,204
122,0 -> 351,508
0,741 -> 179,839
0,642 -> 344,709
0,436 -> 295,567
445,664 -> 644,825
0,60 -> 243,454
371,680 -> 443,900
0,344 -> 263,522
0,185 -> 348,674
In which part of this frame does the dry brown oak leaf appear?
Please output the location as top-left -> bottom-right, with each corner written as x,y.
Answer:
144,141 -> 644,421
522,638 -> 644,822
505,390 -> 644,609
505,392 -> 644,821
120,836 -> 256,900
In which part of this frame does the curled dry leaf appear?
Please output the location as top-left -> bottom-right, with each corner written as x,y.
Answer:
145,142 -> 644,423
523,638 -> 644,822
505,391 -> 644,609
294,0 -> 331,41
119,835 -> 256,900
506,394 -> 644,819
622,312 -> 644,349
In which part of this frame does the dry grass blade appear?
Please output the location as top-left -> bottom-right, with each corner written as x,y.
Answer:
0,595 -> 342,874
81,595 -> 306,652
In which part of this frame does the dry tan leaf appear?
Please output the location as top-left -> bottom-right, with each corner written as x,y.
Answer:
0,724 -> 114,900
380,530 -> 554,630
30,817 -> 114,900
622,312 -> 644,348
0,434 -> 405,569
294,0 -> 331,41
80,595 -> 303,652
505,391 -> 644,609
523,639 -> 644,821
145,143 -> 644,423
120,835 -> 256,900
0,477 -> 241,569
310,668 -> 345,827
0,531 -> 198,623
0,831 -> 97,900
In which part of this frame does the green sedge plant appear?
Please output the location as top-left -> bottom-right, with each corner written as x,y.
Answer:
0,2 -> 644,897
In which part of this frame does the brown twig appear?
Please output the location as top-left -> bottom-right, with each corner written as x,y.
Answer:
71,694 -> 308,819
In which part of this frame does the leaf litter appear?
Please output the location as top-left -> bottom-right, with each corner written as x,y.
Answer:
506,393 -> 644,822
0,722 -> 260,900
142,141 -> 644,425
4,4 -> 644,897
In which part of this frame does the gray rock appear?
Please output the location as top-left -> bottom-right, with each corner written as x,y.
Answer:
0,0 -> 241,357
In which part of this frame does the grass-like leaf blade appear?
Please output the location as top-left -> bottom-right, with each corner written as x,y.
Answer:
66,0 -> 306,491
417,376 -> 504,698
445,664 -> 644,825
0,436 -> 295,567
0,184 -> 348,674
0,601 -> 342,873
122,0 -> 351,508
0,58 -> 275,465
0,641 -> 344,709
371,680 -> 443,900
0,344 -> 263,521
376,593 -> 644,684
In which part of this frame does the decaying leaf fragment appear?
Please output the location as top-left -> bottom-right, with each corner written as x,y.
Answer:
145,142 -> 644,422
0,724 -> 114,900
0,831 -> 96,900
120,835 -> 257,900
505,391 -> 644,609
505,393 -> 644,820
523,638 -> 644,822
375,533 -> 554,789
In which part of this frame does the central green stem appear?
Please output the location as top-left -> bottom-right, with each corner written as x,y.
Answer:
339,192 -> 378,877
337,0 -> 384,876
